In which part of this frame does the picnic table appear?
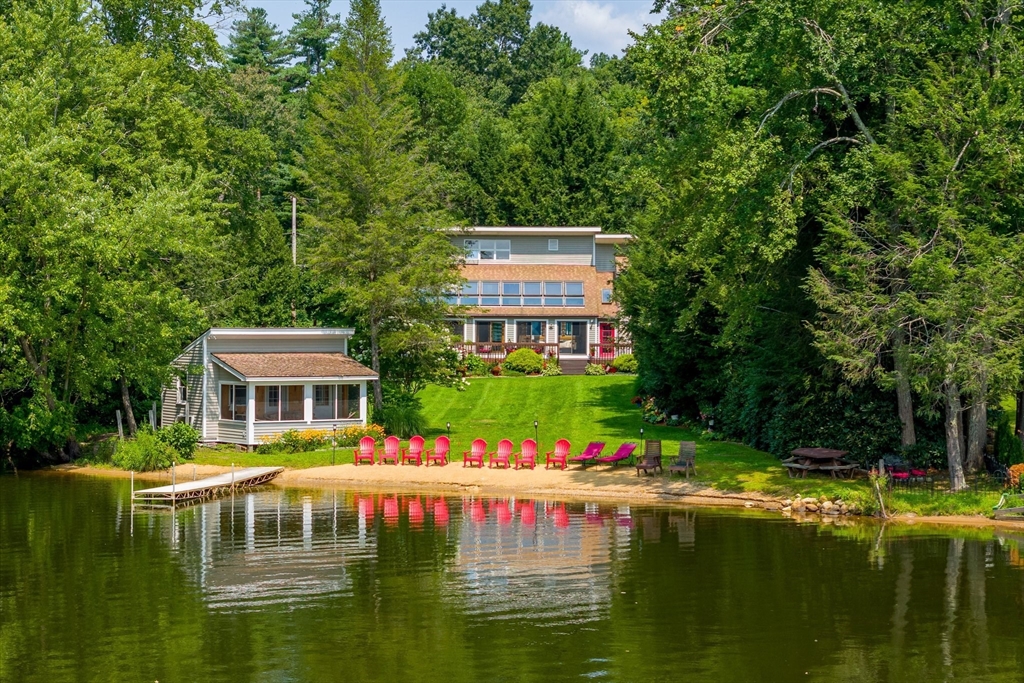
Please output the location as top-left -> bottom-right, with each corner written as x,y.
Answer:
783,448 -> 858,479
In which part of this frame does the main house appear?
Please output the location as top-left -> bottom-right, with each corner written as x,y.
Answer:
161,328 -> 376,448
446,226 -> 632,373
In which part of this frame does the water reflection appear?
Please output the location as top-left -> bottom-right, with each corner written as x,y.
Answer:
3,475 -> 1023,683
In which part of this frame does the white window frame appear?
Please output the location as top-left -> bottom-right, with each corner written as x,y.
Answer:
219,383 -> 247,422
548,239 -> 559,251
466,239 -> 510,261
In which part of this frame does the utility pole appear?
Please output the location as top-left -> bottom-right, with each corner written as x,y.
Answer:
291,195 -> 297,266
291,195 -> 298,325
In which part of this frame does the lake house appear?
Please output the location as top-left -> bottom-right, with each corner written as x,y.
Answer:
161,328 -> 377,448
447,226 -> 632,374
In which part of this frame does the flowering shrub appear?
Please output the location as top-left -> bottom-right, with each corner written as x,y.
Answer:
257,424 -> 385,454
641,396 -> 666,424
584,363 -> 606,376
1008,463 -> 1024,492
541,359 -> 562,376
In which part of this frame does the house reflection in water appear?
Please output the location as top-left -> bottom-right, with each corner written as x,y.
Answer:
156,491 -> 697,616
170,490 -> 374,611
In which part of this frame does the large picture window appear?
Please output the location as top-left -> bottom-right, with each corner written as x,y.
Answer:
255,385 -> 304,422
516,321 -> 545,343
220,384 -> 247,421
476,320 -> 504,344
312,384 -> 362,420
459,280 -> 585,307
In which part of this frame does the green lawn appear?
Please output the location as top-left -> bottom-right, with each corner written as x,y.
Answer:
190,375 -> 1005,516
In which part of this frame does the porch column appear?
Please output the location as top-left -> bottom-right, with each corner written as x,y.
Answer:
303,383 -> 313,424
246,383 -> 255,447
359,382 -> 368,426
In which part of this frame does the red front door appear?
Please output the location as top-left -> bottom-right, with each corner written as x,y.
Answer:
599,323 -> 615,359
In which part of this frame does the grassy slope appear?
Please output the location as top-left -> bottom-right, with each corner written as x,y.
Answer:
192,375 -> 1004,515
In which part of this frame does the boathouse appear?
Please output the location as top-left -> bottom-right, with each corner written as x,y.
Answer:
160,328 -> 377,448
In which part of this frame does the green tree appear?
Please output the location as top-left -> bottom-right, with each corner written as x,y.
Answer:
225,6 -> 291,72
304,0 -> 462,410
410,0 -> 581,107
1,1 -> 216,460
288,0 -> 341,83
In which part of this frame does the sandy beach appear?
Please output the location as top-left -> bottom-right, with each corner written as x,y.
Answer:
49,462 -> 1024,531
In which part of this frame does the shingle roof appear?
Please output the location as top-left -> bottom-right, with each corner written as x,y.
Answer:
212,353 -> 377,379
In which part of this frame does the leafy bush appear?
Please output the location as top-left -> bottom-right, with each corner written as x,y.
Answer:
503,348 -> 543,374
901,438 -> 946,470
994,413 -> 1024,465
157,422 -> 200,460
463,355 -> 488,376
541,360 -> 562,377
584,363 -> 607,376
378,393 -> 425,438
611,353 -> 638,374
112,430 -> 176,471
1008,463 -> 1024,492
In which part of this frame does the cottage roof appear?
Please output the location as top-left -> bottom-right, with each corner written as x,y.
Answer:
212,353 -> 377,380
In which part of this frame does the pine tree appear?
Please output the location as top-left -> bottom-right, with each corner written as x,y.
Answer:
225,7 -> 291,72
305,0 -> 461,411
288,0 -> 341,81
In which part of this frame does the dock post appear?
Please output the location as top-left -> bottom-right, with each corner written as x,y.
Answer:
172,461 -> 176,504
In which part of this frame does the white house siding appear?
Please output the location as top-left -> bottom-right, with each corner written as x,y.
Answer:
217,420 -> 246,444
160,342 -> 203,428
252,419 -> 363,442
205,336 -> 348,355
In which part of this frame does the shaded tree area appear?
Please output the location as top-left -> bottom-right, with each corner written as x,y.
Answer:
618,0 -> 1024,482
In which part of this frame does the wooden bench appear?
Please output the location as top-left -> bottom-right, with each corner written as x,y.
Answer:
818,463 -> 859,479
783,462 -> 818,478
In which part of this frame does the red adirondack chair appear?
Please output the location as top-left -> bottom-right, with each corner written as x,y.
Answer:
354,436 -> 376,465
425,435 -> 450,466
379,435 -> 400,465
463,438 -> 486,468
489,439 -> 513,468
545,438 -> 571,470
514,439 -> 538,469
402,435 -> 425,466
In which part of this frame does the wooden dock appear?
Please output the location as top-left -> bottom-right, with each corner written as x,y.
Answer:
132,467 -> 284,503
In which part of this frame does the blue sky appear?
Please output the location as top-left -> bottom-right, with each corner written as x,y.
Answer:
220,1 -> 663,60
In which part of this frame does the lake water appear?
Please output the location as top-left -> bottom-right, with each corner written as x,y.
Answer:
1,474 -> 1022,682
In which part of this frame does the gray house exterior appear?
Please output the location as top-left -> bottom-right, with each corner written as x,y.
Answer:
161,328 -> 377,448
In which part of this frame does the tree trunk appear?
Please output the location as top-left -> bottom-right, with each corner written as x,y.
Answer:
966,389 -> 987,473
119,375 -> 138,437
945,381 -> 968,492
1016,389 -> 1024,448
894,338 -> 916,447
369,319 -> 383,411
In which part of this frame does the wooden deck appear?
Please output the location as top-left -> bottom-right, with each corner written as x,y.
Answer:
132,467 -> 283,503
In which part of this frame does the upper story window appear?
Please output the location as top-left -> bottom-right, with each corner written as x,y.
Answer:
548,239 -> 559,251
465,239 -> 510,261
601,288 -> 613,304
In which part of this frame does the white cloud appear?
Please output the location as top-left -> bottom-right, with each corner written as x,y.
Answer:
534,0 -> 659,58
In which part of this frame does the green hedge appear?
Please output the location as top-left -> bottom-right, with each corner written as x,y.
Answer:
503,348 -> 543,374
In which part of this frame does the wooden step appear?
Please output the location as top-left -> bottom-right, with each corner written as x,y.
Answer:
560,358 -> 589,375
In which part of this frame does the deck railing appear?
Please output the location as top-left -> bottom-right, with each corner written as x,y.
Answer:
588,342 -> 633,362
456,341 -> 633,363
456,342 -> 561,362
